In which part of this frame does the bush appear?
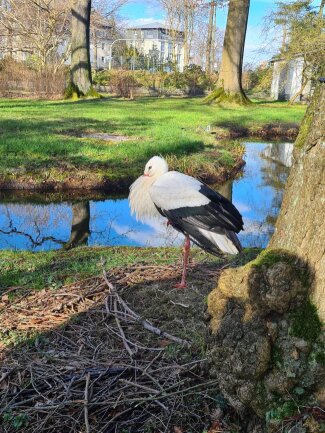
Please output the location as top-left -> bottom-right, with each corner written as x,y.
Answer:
0,58 -> 66,98
93,66 -> 215,97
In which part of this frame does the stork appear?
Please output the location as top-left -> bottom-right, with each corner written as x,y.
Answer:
128,156 -> 243,288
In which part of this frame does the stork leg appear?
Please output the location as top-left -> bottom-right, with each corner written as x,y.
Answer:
175,235 -> 190,289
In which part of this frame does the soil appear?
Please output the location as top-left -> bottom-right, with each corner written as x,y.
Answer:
211,123 -> 299,141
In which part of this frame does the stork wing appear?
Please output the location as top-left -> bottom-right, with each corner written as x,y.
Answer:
150,171 -> 243,233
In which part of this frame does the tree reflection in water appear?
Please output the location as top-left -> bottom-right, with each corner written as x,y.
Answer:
64,202 -> 90,249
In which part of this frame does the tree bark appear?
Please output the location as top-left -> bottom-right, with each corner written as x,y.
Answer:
215,0 -> 250,102
270,80 -> 325,320
207,81 -> 325,419
70,0 -> 92,95
205,1 -> 215,73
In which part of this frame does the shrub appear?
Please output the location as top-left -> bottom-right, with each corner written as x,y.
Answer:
93,66 -> 214,97
0,58 -> 66,98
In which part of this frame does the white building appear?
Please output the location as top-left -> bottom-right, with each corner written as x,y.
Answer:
125,22 -> 185,72
270,57 -> 312,102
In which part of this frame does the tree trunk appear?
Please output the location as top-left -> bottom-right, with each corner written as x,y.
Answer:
184,6 -> 189,67
70,0 -> 92,95
211,5 -> 216,71
288,78 -> 308,104
270,81 -> 325,320
205,0 -> 250,103
205,1 -> 215,73
207,80 -> 325,419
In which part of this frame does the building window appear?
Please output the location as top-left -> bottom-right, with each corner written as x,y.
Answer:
102,56 -> 105,63
161,42 -> 165,52
168,43 -> 172,56
102,43 -> 105,50
145,29 -> 154,38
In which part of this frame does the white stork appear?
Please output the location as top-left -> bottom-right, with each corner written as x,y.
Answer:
128,156 -> 243,288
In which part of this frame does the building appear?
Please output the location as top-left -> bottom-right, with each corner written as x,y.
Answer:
90,12 -> 115,70
270,57 -> 312,102
125,22 -> 185,72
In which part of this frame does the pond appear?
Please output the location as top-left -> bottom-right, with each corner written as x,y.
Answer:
0,142 -> 293,252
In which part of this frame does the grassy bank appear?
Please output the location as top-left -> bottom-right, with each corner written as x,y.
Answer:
0,97 -> 305,191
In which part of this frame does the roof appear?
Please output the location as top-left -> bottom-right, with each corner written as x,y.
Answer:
128,22 -> 166,30
128,21 -> 183,33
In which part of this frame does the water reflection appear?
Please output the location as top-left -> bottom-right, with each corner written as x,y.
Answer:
263,142 -> 293,168
0,142 -> 293,251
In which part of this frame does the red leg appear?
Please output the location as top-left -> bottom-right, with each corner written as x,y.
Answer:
175,235 -> 190,289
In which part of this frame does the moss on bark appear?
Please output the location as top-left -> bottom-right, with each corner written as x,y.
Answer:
207,249 -> 325,423
203,87 -> 251,105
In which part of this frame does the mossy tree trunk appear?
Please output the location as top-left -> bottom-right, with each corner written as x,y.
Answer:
270,81 -> 325,320
205,0 -> 250,104
70,0 -> 92,95
207,81 -> 325,421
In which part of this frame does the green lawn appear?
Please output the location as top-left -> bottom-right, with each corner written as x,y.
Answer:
0,97 -> 305,190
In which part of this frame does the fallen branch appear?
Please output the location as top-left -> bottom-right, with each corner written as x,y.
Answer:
84,372 -> 91,433
103,271 -> 191,349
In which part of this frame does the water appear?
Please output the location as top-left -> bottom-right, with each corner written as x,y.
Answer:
0,142 -> 293,252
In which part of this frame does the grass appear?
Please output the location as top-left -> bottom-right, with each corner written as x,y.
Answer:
0,246 -> 259,295
0,246 -> 210,294
0,97 -> 306,190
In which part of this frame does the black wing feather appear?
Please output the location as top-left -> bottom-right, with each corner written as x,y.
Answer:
198,184 -> 243,232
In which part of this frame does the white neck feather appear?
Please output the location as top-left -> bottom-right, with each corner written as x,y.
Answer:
129,175 -> 161,221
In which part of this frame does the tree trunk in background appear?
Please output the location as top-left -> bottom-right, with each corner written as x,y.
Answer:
184,6 -> 189,67
218,0 -> 249,92
205,0 -> 250,103
270,81 -> 325,320
70,0 -> 92,95
205,1 -> 215,73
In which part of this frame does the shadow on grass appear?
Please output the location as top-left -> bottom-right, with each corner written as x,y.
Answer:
0,246 -> 260,432
0,115 -> 204,175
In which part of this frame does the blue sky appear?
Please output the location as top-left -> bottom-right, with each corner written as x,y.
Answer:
119,0 -> 281,64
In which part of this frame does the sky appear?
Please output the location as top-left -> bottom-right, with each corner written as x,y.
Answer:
118,0 -> 282,65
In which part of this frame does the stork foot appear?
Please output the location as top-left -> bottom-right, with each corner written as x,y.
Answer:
175,281 -> 187,289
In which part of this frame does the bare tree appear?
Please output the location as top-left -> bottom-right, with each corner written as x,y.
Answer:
0,0 -> 71,72
191,7 -> 223,69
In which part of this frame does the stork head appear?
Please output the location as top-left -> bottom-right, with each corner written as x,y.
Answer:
144,156 -> 168,178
